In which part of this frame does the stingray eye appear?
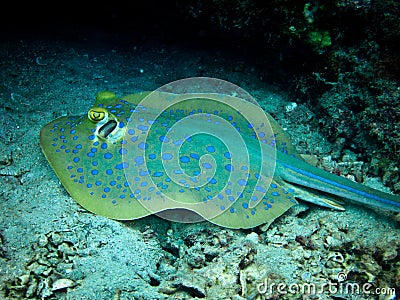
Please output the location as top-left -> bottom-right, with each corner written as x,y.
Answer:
88,108 -> 107,122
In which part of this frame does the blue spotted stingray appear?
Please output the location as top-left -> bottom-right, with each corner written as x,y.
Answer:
40,91 -> 400,229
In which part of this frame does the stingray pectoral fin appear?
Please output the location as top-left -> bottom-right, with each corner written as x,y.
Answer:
39,116 -> 153,220
207,180 -> 298,229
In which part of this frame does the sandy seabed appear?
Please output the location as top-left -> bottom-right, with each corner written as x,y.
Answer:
0,30 -> 399,300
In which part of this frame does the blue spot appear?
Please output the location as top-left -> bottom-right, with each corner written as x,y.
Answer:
220,205 -> 225,210
242,202 -> 248,209
95,181 -> 102,186
76,144 -> 82,149
138,142 -> 148,150
77,168 -> 83,173
90,148 -> 97,153
202,163 -> 212,169
67,166 -> 73,170
153,172 -> 164,177
271,183 -> 277,188
104,153 -> 113,159
190,153 -> 200,160
159,136 -> 169,142
272,191 -> 280,196
230,207 -> 235,213
92,161 -> 98,166
224,152 -> 231,159
106,169 -> 113,175
110,181 -> 116,186
173,140 -> 183,146
225,164 -> 233,172
101,143 -> 107,149
73,157 -> 80,163
149,153 -> 156,160
180,156 -> 190,163
238,179 -> 247,186
206,145 -> 215,153
162,153 -> 173,160
137,125 -> 148,131
87,183 -> 92,188
135,156 -> 144,165
119,148 -> 127,155
119,122 -> 124,128
209,178 -> 217,184
139,170 -> 149,176
256,186 -> 266,193
91,170 -> 99,175
128,129 -> 135,135
115,162 -> 129,170
88,135 -> 95,140
104,187 -> 110,193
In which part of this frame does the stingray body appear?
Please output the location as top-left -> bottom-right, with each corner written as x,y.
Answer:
40,91 -> 400,228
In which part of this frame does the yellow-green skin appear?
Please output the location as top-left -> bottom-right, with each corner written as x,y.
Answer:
40,91 -> 400,229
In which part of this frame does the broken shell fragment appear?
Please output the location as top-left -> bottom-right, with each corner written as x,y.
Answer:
51,278 -> 76,291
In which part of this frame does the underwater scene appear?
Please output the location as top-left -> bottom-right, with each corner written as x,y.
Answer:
0,1 -> 399,299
